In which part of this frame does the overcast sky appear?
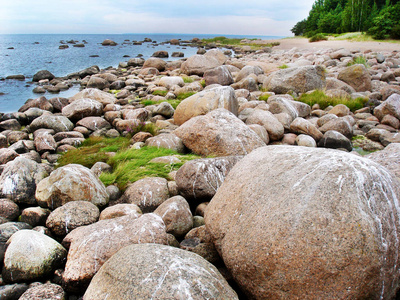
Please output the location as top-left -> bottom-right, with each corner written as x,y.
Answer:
0,0 -> 315,36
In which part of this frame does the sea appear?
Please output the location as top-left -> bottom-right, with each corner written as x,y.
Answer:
0,34 -> 283,113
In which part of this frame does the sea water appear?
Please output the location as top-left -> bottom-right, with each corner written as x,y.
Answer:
0,33 -> 282,113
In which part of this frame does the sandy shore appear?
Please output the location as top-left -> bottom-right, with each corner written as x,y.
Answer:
257,37 -> 400,53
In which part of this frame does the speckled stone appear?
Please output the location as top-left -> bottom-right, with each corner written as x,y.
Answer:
84,243 -> 238,299
205,145 -> 400,299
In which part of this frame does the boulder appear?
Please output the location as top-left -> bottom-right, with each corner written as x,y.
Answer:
62,213 -> 167,292
29,115 -> 74,133
122,177 -> 169,213
295,134 -> 317,147
86,76 -> 110,90
153,102 -> 175,118
0,157 -> 47,205
154,195 -> 193,237
0,222 -> 32,262
34,130 -> 57,153
374,93 -> 400,121
176,156 -> 242,202
366,143 -> 400,180
83,243 -> 238,299
142,57 -> 167,71
0,283 -> 29,299
145,133 -> 186,153
19,283 -> 65,300
174,109 -> 266,156
235,65 -> 264,83
158,76 -> 184,89
35,164 -> 109,209
101,39 -> 117,46
289,117 -> 323,141
245,109 -> 285,141
99,203 -> 142,220
0,120 -> 21,131
152,50 -> 168,58
2,230 -> 66,282
20,207 -> 50,227
62,98 -> 103,121
0,149 -> 18,165
76,116 -> 111,131
318,117 -> 353,139
181,55 -> 222,76
338,64 -> 372,92
0,199 -> 19,221
46,201 -> 100,236
18,96 -> 53,113
263,66 -> 326,94
174,86 -> 238,126
203,66 -> 234,86
318,130 -> 353,151
127,58 -> 145,67
205,145 -> 400,299
32,70 -> 55,82
69,88 -> 116,106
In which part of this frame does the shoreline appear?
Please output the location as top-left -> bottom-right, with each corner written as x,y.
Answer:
256,37 -> 400,52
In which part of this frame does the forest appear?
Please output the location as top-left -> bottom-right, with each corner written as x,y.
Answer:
291,0 -> 400,39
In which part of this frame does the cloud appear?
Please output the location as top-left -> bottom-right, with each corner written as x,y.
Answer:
0,0 -> 316,35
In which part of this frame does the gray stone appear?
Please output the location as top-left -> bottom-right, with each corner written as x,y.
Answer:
83,243 -> 238,300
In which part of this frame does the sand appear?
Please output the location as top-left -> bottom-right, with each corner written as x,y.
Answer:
257,37 -> 400,53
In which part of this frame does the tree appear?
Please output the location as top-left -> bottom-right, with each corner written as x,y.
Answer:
291,19 -> 307,36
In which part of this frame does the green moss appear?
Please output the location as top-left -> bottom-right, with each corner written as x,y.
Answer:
297,90 -> 368,112
152,90 -> 168,97
176,92 -> 196,101
57,136 -> 200,191
259,94 -> 271,101
101,147 -> 200,190
182,76 -> 194,83
278,64 -> 289,69
141,99 -> 182,109
200,80 -> 206,88
347,56 -> 369,68
57,136 -> 131,168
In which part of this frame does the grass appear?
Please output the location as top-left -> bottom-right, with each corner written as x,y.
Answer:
347,55 -> 369,68
182,76 -> 194,83
176,91 -> 196,101
331,32 -> 400,44
297,90 -> 368,111
57,136 -> 131,168
57,136 -> 201,191
309,33 -> 328,43
200,36 -> 280,49
278,64 -> 289,69
259,93 -> 271,101
141,99 -> 182,109
100,147 -> 200,190
152,90 -> 168,97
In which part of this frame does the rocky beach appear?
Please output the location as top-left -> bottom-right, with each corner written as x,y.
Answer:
0,36 -> 400,299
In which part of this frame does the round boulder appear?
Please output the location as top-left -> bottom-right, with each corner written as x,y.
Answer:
84,243 -> 238,299
35,164 -> 109,209
205,145 -> 400,299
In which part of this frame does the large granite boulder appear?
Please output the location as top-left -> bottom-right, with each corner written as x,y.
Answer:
245,109 -> 285,141
69,88 -> 116,106
18,96 -> 53,113
174,108 -> 266,156
366,143 -> 400,180
174,86 -> 238,126
263,66 -> 326,94
145,133 -> 186,153
181,55 -> 222,76
205,145 -> 400,299
0,157 -> 47,205
83,243 -> 238,299
203,66 -> 234,86
337,64 -> 372,92
19,283 -> 65,300
29,115 -> 74,133
35,164 -> 109,209
142,57 -> 167,71
62,213 -> 167,292
2,230 -> 66,282
32,70 -> 55,82
176,156 -> 242,202
62,98 -> 103,121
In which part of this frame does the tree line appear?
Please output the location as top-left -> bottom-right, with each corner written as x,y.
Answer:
291,0 -> 400,39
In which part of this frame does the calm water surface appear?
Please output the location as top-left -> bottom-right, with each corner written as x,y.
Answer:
0,34 -> 282,113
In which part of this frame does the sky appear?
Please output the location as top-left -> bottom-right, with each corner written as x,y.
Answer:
0,0 -> 315,36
